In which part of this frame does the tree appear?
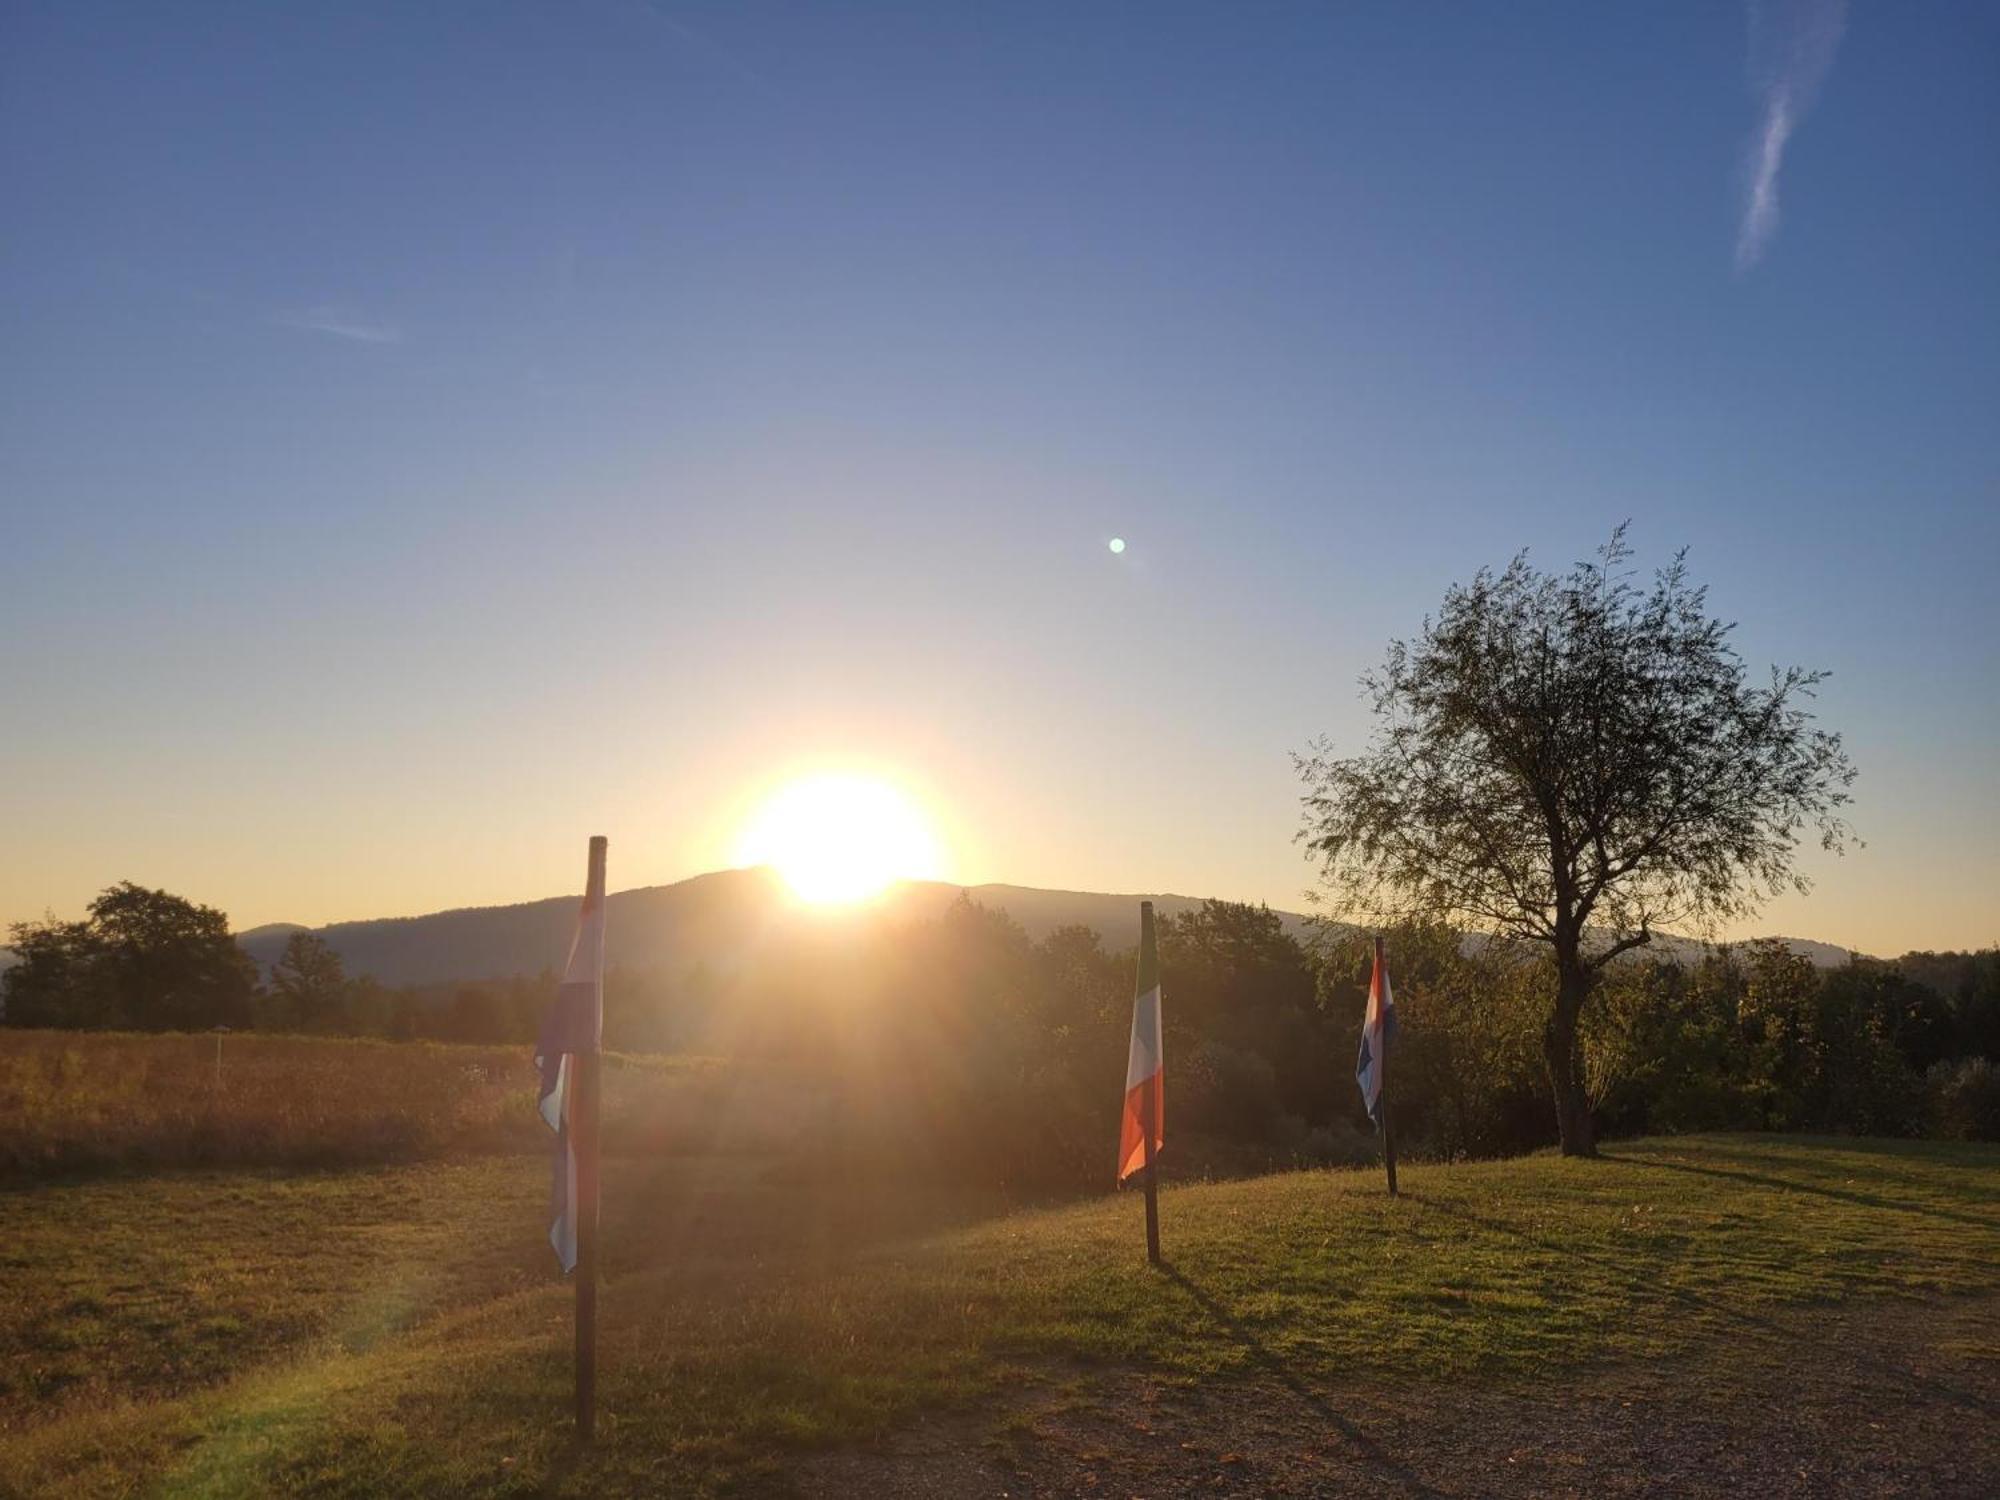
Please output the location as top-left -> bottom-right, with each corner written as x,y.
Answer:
2,916 -> 110,1028
2,882 -> 259,1032
1298,533 -> 1854,1155
267,932 -> 348,1033
1157,902 -> 1325,1125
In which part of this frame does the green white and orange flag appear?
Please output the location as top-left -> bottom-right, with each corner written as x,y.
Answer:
1117,900 -> 1164,1181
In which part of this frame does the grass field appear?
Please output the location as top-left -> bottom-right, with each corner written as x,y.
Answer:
3,1125 -> 1996,1497
0,1030 -> 806,1177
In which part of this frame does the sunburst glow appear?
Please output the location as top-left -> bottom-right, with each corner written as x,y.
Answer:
733,774 -> 944,904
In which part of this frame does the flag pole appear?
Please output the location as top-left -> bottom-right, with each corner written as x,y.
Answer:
1375,933 -> 1398,1198
1140,901 -> 1161,1265
575,835 -> 606,1441
1142,1069 -> 1161,1265
1118,901 -> 1164,1264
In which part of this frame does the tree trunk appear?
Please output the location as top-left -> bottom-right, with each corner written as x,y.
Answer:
1545,960 -> 1597,1157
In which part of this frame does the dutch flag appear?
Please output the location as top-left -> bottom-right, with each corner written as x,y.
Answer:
535,870 -> 604,1273
1356,938 -> 1396,1124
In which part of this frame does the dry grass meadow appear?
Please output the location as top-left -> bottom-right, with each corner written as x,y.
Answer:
0,1029 -> 810,1178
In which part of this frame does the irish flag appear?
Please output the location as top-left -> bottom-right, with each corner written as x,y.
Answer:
1117,900 -> 1164,1182
535,853 -> 605,1273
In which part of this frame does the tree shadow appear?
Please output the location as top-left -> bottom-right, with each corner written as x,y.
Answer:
1404,1192 -> 2000,1420
1155,1260 -> 1448,1499
1600,1149 -> 2000,1232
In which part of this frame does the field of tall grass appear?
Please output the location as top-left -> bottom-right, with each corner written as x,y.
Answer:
0,1030 -> 816,1178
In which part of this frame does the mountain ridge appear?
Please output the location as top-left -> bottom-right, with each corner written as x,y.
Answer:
230,868 -> 1863,987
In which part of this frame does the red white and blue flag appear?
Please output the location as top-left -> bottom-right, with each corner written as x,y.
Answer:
1355,940 -> 1396,1123
536,876 -> 604,1273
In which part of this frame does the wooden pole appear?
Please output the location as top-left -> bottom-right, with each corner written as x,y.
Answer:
1376,934 -> 1398,1198
1142,1073 -> 1161,1266
1138,900 -> 1161,1265
575,835 -> 606,1442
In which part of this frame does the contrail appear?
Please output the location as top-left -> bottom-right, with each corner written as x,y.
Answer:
1735,0 -> 1847,272
276,306 -> 403,345
622,0 -> 779,102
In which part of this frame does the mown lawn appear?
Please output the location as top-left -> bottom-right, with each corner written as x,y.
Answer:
2,1135 -> 1995,1497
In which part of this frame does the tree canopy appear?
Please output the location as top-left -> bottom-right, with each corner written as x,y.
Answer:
1299,532 -> 1856,1154
3,882 -> 258,1032
267,932 -> 349,1032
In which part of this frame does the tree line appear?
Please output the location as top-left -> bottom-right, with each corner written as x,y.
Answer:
6,881 -> 1996,1191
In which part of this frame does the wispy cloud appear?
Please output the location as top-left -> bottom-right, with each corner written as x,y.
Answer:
276,306 -> 404,345
1735,0 -> 1847,272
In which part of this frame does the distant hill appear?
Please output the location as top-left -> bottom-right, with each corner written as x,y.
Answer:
1652,932 -> 1854,970
232,869 -> 1317,987
232,868 -> 1857,988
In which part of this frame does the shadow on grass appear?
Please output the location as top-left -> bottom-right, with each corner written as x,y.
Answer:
1404,1192 -> 1999,1420
537,1438 -> 586,1497
598,1154 -> 1044,1285
1157,1261 -> 1447,1499
1603,1149 -> 2000,1232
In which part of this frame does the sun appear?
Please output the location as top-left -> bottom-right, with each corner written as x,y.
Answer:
733,774 -> 944,904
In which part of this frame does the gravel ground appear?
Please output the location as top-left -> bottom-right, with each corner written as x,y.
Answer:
789,1294 -> 2000,1498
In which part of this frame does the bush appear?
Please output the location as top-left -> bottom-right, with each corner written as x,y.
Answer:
1294,1118 -> 1381,1168
1925,1057 -> 2000,1141
1178,1040 -> 1289,1144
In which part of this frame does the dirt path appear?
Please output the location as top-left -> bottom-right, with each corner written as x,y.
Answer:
792,1295 -> 2000,1498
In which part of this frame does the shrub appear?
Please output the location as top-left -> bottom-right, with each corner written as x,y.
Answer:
1925,1056 -> 2000,1142
1178,1040 -> 1289,1145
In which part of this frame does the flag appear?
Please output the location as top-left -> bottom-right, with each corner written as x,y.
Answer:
1117,900 -> 1164,1182
1356,939 -> 1396,1123
535,870 -> 604,1273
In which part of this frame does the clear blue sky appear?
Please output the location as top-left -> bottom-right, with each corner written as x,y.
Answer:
3,1 -> 1994,954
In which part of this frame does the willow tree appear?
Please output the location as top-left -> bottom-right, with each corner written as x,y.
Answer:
1298,534 -> 1854,1156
